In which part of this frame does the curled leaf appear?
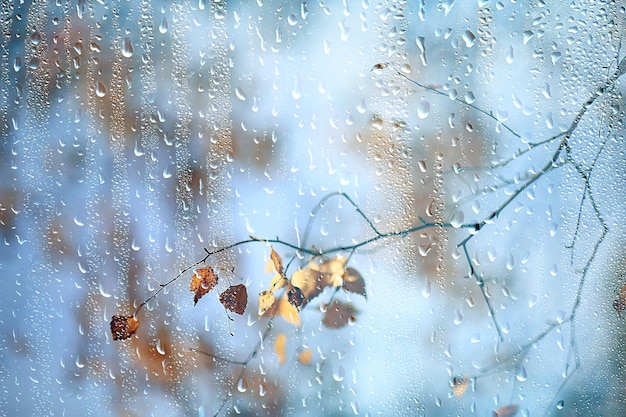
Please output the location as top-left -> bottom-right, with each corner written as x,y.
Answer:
190,266 -> 218,305
110,315 -> 140,341
274,333 -> 287,365
287,285 -> 305,310
270,247 -> 283,275
343,267 -> 366,299
220,284 -> 248,315
258,290 -> 276,316
322,300 -> 358,329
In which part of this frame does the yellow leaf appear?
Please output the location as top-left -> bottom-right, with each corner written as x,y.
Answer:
274,333 -> 287,365
290,267 -> 324,303
298,349 -> 313,365
320,256 -> 346,287
258,290 -> 276,316
451,375 -> 469,398
277,296 -> 301,326
269,273 -> 286,292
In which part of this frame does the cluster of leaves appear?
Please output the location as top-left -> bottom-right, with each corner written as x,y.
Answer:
110,246 -> 366,341
258,247 -> 366,328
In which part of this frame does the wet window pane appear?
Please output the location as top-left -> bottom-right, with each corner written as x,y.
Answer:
2,1 -> 625,416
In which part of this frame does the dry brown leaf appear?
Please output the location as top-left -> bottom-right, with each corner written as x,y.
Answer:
219,284 -> 248,315
451,375 -> 469,398
343,267 -> 366,299
297,349 -> 313,365
270,247 -> 283,275
258,290 -> 276,316
322,300 -> 358,329
287,285 -> 305,310
190,266 -> 218,305
274,333 -> 287,365
110,315 -> 140,341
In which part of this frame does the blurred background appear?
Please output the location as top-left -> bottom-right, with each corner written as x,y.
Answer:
1,1 -> 625,416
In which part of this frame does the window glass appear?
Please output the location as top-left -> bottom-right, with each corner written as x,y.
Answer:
2,1 -> 625,415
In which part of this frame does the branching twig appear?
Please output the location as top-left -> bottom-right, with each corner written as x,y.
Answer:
115,54 -> 624,416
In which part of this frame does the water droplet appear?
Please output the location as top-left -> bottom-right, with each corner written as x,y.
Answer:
30,32 -> 42,45
462,30 -> 476,47
453,308 -> 463,325
450,210 -> 464,228
422,280 -> 431,298
159,17 -> 169,34
95,82 -> 107,98
156,339 -> 166,355
356,99 -> 367,114
287,13 -> 298,26
505,45 -> 514,64
417,101 -> 430,119
99,283 -> 111,298
75,354 -> 86,369
550,51 -> 562,64
163,164 -> 173,179
237,377 -> 248,392
234,87 -> 247,101
28,57 -> 40,70
506,254 -> 515,270
121,37 -> 134,58
516,365 -> 527,382
13,56 -> 22,72
522,30 -> 534,44
418,159 -> 427,173
418,243 -> 432,257
332,365 -> 345,382
556,400 -> 564,410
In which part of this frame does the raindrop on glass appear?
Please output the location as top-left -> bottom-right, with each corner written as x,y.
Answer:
417,101 -> 430,119
122,37 -> 134,58
462,30 -> 476,47
450,210 -> 464,228
95,82 -> 107,98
